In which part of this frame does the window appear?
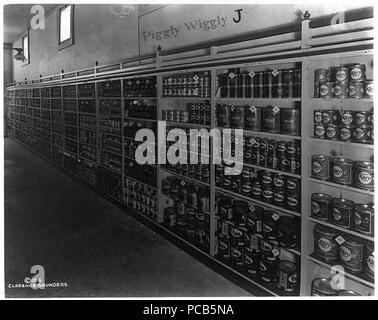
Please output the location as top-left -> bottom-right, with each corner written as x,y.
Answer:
22,30 -> 30,65
58,5 -> 74,50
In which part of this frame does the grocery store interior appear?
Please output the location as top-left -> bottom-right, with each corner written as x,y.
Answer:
3,4 -> 374,297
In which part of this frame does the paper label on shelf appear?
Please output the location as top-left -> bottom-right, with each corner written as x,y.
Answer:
272,248 -> 280,257
249,137 -> 256,145
249,105 -> 256,112
180,180 -> 186,186
167,199 -> 174,206
273,106 -> 280,114
248,71 -> 255,78
335,235 -> 345,245
272,213 -> 280,221
271,69 -> 279,77
228,72 -> 235,79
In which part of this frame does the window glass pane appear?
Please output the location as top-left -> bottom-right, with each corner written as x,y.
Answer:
23,35 -> 29,60
60,5 -> 71,43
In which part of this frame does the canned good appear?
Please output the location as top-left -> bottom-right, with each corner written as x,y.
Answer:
331,157 -> 354,185
314,110 -> 323,123
365,80 -> 373,98
216,104 -> 230,128
286,191 -> 300,212
311,193 -> 332,220
262,211 -> 280,240
262,185 -> 274,204
319,82 -> 334,98
278,216 -> 298,248
325,124 -> 339,140
334,81 -> 349,98
273,189 -> 286,207
349,64 -> 366,82
339,235 -> 364,273
331,198 -> 354,228
334,67 -> 349,82
245,106 -> 262,131
314,124 -> 326,139
263,106 -> 280,133
313,224 -> 339,263
339,110 -> 354,126
311,278 -> 337,296
230,105 -> 245,129
278,260 -> 297,292
354,161 -> 374,191
312,154 -> 331,180
231,243 -> 245,267
280,108 -> 300,136
354,204 -> 374,236
365,242 -> 374,279
260,255 -> 278,286
180,111 -> 189,123
252,181 -> 262,199
245,247 -> 260,277
233,200 -> 249,226
164,207 -> 176,227
314,69 -> 330,82
218,196 -> 233,220
348,81 -> 365,98
339,125 -> 354,142
322,110 -> 339,125
246,204 -> 264,233
218,234 -> 231,260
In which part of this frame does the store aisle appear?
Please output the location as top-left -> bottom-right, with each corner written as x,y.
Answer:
4,139 -> 250,297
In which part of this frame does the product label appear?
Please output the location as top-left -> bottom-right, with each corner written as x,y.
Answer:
341,113 -> 353,125
332,208 -> 342,221
339,246 -> 352,262
319,84 -> 330,96
318,238 -> 333,252
355,113 -> 366,125
350,67 -> 363,80
366,84 -> 373,97
312,201 -> 320,214
274,178 -> 285,187
354,212 -> 362,226
340,128 -> 351,140
367,255 -> 374,271
336,70 -> 347,81
326,126 -> 336,138
349,85 -> 357,96
333,166 -> 344,178
312,162 -> 322,174
358,171 -> 373,185
314,111 -> 323,123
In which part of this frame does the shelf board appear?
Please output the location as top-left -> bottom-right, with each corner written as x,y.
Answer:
307,254 -> 374,288
308,178 -> 374,197
64,137 -> 78,143
243,163 -> 301,179
166,121 -> 211,129
99,164 -> 122,175
78,141 -> 96,148
125,116 -> 157,122
216,97 -> 301,103
217,127 -> 301,140
79,111 -> 97,116
309,97 -> 373,103
98,147 -> 122,156
214,187 -> 301,217
124,97 -> 157,100
214,216 -> 301,256
124,175 -> 157,191
99,131 -> 122,138
308,217 -> 374,242
161,167 -> 210,186
160,96 -> 210,101
307,138 -> 373,149
78,155 -> 97,164
98,96 -> 122,99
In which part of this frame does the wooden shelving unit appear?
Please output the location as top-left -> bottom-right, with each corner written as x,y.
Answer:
6,10 -> 374,296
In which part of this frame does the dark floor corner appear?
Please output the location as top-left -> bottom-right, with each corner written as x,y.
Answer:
4,138 -> 250,298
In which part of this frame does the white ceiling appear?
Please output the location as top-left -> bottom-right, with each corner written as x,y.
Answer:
3,4 -> 59,44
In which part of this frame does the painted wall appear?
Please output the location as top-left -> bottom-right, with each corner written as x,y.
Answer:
12,3 -> 370,82
13,4 -> 139,82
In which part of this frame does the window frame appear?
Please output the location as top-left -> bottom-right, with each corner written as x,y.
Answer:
57,4 -> 74,50
22,30 -> 30,65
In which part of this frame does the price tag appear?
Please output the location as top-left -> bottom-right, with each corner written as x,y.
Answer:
335,235 -> 345,245
271,69 -> 279,77
272,248 -> 280,257
249,204 -> 255,212
250,235 -> 259,250
272,213 -> 280,221
249,106 -> 256,112
193,75 -> 199,82
248,71 -> 255,78
273,106 -> 280,114
228,72 -> 235,79
167,199 -> 174,206
249,137 -> 256,145
180,180 -> 186,186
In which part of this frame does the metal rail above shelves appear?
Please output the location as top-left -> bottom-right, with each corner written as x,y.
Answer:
308,178 -> 374,197
306,138 -> 374,150
216,127 -> 301,140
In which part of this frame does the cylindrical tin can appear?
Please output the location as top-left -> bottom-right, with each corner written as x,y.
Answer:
260,255 -> 278,286
314,69 -> 330,82
245,106 -> 262,131
262,211 -> 279,240
322,110 -> 339,125
233,200 -> 249,226
311,193 -> 332,220
286,177 -> 300,194
312,154 -> 331,180
278,260 -> 297,292
218,196 -> 233,220
349,64 -> 366,82
365,242 -> 374,280
331,157 -> 354,185
278,216 -> 298,248
253,72 -> 263,98
230,105 -> 245,129
334,81 -> 349,99
230,242 -> 245,267
283,69 -> 294,98
311,278 -> 337,296
331,198 -> 354,228
354,204 -> 374,236
244,247 -> 260,278
314,124 -> 326,139
348,81 -> 365,98
325,124 -> 339,140
354,111 -> 372,125
216,104 -> 230,128
262,185 -> 274,204
314,110 -> 323,124
339,235 -> 364,273
286,191 -> 300,212
263,106 -> 280,133
334,67 -> 349,82
246,204 -> 264,234
339,125 -> 354,142
319,82 -> 334,98
354,161 -> 374,191
339,110 -> 354,126
280,108 -> 300,136
365,80 -> 373,98
218,234 -> 231,260
251,181 -> 262,200
313,224 -> 339,263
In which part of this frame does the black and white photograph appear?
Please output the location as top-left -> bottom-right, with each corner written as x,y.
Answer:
1,0 -> 376,306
